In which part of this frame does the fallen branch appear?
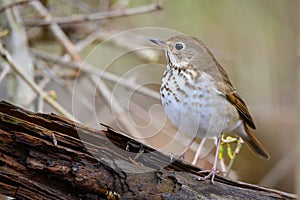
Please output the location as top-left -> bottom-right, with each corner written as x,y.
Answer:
0,101 -> 297,199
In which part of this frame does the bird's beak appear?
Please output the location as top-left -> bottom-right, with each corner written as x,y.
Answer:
150,38 -> 169,50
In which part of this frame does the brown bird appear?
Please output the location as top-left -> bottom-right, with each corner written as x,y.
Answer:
150,35 -> 269,183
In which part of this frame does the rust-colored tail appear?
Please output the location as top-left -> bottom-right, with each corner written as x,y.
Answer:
240,124 -> 270,159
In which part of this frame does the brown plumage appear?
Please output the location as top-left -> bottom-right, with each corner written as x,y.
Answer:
151,35 -> 270,183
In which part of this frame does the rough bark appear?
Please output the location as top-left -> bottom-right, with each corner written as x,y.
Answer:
0,101 -> 296,200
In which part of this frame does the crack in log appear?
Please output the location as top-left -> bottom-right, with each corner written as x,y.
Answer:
0,101 -> 297,199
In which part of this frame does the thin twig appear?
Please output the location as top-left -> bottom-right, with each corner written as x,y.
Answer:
89,75 -> 147,141
24,3 -> 162,26
0,43 -> 77,122
31,49 -> 160,100
37,94 -> 44,112
27,62 -> 95,114
75,27 -> 104,51
29,1 -> 82,62
31,25 -> 103,103
28,2 -> 151,138
93,28 -> 160,61
56,0 -> 93,12
225,138 -> 244,177
25,62 -> 60,106
118,96 -> 163,132
0,0 -> 35,13
73,27 -> 159,62
0,63 -> 10,84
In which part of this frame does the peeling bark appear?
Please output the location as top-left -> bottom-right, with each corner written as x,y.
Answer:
0,101 -> 296,199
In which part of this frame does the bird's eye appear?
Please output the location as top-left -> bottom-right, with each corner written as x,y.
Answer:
175,42 -> 184,50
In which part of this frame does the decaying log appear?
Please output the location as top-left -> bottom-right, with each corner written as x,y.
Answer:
0,101 -> 297,199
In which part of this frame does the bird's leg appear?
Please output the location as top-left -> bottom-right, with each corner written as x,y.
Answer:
197,135 -> 222,184
178,137 -> 197,160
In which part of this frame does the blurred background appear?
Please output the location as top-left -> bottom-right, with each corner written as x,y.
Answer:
0,0 -> 298,195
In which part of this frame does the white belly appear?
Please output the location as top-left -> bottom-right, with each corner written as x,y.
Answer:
160,69 -> 241,139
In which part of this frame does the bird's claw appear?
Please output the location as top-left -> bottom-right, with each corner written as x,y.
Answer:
197,168 -> 219,184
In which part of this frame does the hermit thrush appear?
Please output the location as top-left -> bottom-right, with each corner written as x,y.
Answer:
150,35 -> 270,183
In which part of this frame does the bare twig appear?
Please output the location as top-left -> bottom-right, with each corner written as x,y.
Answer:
92,29 -> 160,61
26,62 -> 95,114
73,27 -> 159,62
57,0 -> 93,12
225,138 -> 244,177
37,94 -> 44,112
31,49 -> 160,100
0,0 -> 35,13
24,3 -> 162,26
75,27 -> 104,51
89,76 -> 146,140
29,1 -> 82,62
0,43 -> 77,122
25,63 -> 61,106
29,25 -> 103,105
0,63 -> 10,84
28,2 -> 152,138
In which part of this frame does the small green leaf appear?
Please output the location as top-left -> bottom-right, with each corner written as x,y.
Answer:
227,143 -> 233,159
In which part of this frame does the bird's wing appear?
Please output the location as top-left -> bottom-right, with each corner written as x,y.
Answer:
199,42 -> 257,129
226,92 -> 256,129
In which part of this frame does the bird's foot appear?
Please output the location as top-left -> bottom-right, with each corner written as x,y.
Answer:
197,168 -> 219,184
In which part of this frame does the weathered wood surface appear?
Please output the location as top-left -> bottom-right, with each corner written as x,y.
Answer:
0,101 -> 297,199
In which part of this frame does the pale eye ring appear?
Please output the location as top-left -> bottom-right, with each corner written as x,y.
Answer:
175,42 -> 184,50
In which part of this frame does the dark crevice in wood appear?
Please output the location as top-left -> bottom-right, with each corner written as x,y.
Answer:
0,101 -> 297,200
